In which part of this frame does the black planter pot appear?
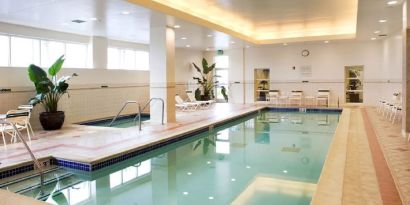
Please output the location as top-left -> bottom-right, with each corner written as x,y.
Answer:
39,111 -> 65,130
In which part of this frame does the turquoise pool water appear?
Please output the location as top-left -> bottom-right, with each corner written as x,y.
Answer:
79,115 -> 150,128
3,110 -> 340,205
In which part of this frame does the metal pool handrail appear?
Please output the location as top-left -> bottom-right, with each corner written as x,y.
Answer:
133,98 -> 164,131
108,100 -> 138,127
0,120 -> 44,194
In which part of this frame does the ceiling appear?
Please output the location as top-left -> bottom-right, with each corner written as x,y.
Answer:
0,0 -> 404,50
129,0 -> 358,44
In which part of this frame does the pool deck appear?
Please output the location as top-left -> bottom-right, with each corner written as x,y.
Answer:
0,103 -> 409,205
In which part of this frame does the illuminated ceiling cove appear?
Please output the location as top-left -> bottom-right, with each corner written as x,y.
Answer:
127,0 -> 358,44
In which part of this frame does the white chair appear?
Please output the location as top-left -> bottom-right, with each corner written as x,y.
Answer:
1,110 -> 32,144
175,95 -> 200,111
186,91 -> 214,109
267,90 -> 280,105
316,90 -> 330,107
288,91 -> 303,106
18,105 -> 35,138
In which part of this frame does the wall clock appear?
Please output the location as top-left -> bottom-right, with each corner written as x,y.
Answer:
301,49 -> 310,57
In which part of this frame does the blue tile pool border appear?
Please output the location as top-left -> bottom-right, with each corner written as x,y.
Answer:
0,107 -> 342,177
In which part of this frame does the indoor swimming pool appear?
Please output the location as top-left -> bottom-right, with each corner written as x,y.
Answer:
1,109 -> 341,205
79,114 -> 150,128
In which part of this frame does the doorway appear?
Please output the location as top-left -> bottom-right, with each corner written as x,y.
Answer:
344,65 -> 364,103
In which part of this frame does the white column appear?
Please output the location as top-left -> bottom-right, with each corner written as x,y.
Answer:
90,36 -> 108,69
149,15 -> 176,123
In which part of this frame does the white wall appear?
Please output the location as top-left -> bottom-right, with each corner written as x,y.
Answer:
0,23 -> 203,129
206,39 -> 403,106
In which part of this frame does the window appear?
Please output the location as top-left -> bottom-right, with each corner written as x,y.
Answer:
0,35 -> 9,66
135,51 -> 149,70
0,34 -> 89,68
41,41 -> 65,67
107,47 -> 149,70
10,36 -> 40,67
215,55 -> 229,69
65,43 -> 88,68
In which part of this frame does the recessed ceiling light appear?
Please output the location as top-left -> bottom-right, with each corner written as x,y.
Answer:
185,45 -> 191,48
283,43 -> 288,46
207,161 -> 211,164
374,30 -> 381,34
246,165 -> 251,169
181,37 -> 187,40
121,11 -> 130,15
230,41 -> 235,44
379,19 -> 387,23
89,17 -> 99,21
387,0 -> 398,5
187,172 -> 192,175
324,41 -> 329,43
283,170 -> 288,173
371,37 -> 377,40
208,196 -> 214,200
207,34 -> 213,37
183,192 -> 189,195
173,25 -> 181,28
231,178 -> 236,182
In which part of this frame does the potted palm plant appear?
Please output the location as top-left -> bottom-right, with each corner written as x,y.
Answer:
28,55 -> 77,130
192,58 -> 228,101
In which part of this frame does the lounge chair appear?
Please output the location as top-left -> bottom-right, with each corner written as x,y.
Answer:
175,95 -> 200,111
186,91 -> 214,108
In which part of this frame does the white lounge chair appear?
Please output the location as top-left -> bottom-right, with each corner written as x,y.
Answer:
267,90 -> 280,105
175,95 -> 200,111
186,91 -> 214,109
316,90 -> 330,107
289,91 -> 303,106
1,110 -> 32,145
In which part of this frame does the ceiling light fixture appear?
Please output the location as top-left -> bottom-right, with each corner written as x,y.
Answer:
387,0 -> 398,5
121,11 -> 131,15
183,192 -> 189,195
283,43 -> 288,46
231,41 -> 235,44
185,45 -> 191,48
187,172 -> 192,175
324,41 -> 329,43
231,178 -> 236,182
207,34 -> 213,37
379,19 -> 387,23
208,196 -> 214,200
371,37 -> 377,40
374,30 -> 381,34
283,170 -> 288,173
181,37 -> 187,40
173,25 -> 181,28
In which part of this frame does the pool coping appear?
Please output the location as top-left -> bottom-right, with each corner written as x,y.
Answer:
311,108 -> 350,205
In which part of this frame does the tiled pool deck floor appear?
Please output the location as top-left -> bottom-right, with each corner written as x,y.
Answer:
0,104 -> 409,205
0,104 -> 264,170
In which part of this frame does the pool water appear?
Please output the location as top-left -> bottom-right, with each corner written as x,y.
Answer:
2,110 -> 340,205
79,115 -> 150,128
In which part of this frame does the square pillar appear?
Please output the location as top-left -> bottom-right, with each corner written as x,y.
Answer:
149,16 -> 176,123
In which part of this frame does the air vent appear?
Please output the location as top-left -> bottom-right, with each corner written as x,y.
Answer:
379,34 -> 388,37
71,19 -> 86,24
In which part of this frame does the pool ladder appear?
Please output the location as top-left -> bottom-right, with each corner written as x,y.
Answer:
109,98 -> 164,131
0,120 -> 44,195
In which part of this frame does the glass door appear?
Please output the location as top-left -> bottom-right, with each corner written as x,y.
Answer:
215,69 -> 229,101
